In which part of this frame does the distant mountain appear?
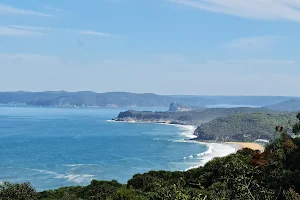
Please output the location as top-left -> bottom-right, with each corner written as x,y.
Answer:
0,91 -> 296,108
265,98 -> 300,111
172,95 -> 292,107
0,91 -> 174,107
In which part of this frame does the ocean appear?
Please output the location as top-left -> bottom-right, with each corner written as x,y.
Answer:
0,106 -> 235,191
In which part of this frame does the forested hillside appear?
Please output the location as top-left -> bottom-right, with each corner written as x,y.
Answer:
266,98 -> 300,112
194,112 -> 297,142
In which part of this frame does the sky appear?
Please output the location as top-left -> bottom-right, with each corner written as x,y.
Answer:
0,0 -> 300,96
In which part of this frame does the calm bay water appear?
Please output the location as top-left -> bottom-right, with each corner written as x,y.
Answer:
0,106 -> 207,191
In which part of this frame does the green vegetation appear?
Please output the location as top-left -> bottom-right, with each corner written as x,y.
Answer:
195,112 -> 297,142
2,114 -> 300,200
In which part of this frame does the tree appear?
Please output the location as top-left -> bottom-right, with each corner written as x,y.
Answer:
0,181 -> 38,200
293,113 -> 300,135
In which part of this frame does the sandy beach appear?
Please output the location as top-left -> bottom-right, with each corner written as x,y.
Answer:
226,142 -> 265,152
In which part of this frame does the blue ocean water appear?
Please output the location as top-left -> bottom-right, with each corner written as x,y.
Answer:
0,106 -> 207,191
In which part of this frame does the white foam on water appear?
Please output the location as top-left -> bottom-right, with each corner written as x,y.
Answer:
167,124 -> 197,139
185,142 -> 237,171
62,164 -> 98,167
63,174 -> 95,183
109,120 -> 235,174
106,120 -> 136,123
28,168 -> 95,183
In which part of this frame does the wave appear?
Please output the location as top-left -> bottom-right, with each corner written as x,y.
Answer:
176,125 -> 197,139
107,120 -> 136,123
62,164 -> 98,167
63,174 -> 94,183
182,145 -> 213,161
184,142 -> 237,171
109,120 -> 233,173
27,168 -> 95,183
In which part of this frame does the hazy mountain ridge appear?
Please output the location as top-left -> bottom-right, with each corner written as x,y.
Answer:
0,91 -> 294,107
0,91 -> 173,107
265,98 -> 300,111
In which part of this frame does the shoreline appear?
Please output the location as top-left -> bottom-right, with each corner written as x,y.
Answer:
226,142 -> 265,152
109,119 -> 265,171
184,141 -> 237,171
109,119 -> 239,170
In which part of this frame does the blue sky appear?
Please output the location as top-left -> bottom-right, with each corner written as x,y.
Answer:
0,0 -> 300,95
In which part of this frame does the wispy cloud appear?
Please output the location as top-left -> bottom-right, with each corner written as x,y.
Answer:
222,36 -> 283,51
0,53 -> 62,63
79,30 -> 119,37
9,25 -> 52,31
0,25 -> 123,38
205,59 -> 296,65
0,26 -> 45,37
0,4 -> 52,17
168,0 -> 300,22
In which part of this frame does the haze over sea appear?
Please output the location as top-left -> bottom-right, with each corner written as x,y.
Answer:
0,106 -> 214,191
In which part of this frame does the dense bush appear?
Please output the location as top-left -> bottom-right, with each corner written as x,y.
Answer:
0,182 -> 38,200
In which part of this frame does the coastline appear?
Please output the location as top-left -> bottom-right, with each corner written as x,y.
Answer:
184,141 -> 237,171
147,123 -> 240,170
226,142 -> 265,152
110,119 -> 239,171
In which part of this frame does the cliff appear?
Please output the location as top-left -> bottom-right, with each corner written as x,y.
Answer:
114,107 -> 270,125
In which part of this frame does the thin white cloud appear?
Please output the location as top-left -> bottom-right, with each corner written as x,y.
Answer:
0,53 -> 61,63
168,0 -> 300,22
79,30 -> 117,37
206,59 -> 296,65
1,25 -> 123,38
0,4 -> 52,17
230,59 -> 296,65
0,26 -> 45,37
9,25 -> 52,31
222,36 -> 283,51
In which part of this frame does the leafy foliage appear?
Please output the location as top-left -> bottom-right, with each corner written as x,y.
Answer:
0,181 -> 38,200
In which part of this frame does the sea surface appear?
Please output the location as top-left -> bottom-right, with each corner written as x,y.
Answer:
0,106 -> 209,191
